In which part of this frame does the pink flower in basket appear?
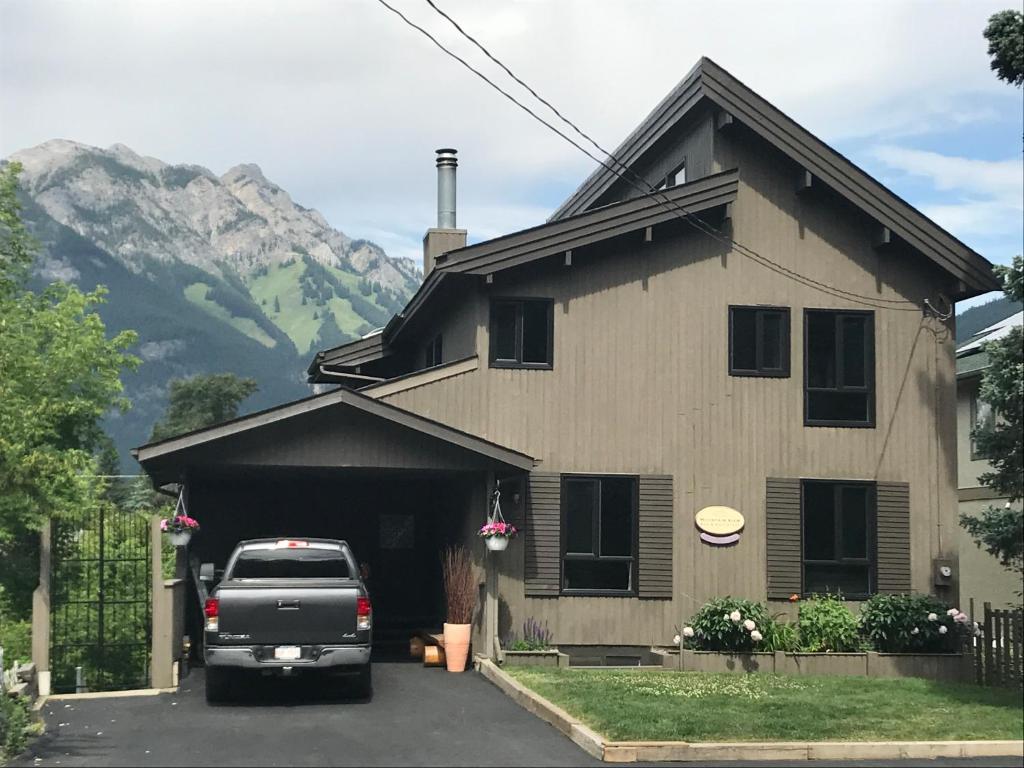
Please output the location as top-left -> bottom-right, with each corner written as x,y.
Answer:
161,515 -> 200,534
477,521 -> 518,539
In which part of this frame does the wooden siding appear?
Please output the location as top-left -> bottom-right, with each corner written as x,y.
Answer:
368,119 -> 960,645
525,472 -> 561,596
765,478 -> 802,600
876,481 -> 912,593
638,475 -> 674,599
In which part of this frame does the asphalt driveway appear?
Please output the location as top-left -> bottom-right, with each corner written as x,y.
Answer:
13,663 -> 597,767
10,664 -> 1022,768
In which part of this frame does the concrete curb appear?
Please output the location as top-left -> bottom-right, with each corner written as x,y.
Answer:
43,687 -> 177,702
475,658 -> 1024,763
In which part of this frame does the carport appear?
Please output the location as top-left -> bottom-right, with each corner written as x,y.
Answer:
133,387 -> 534,678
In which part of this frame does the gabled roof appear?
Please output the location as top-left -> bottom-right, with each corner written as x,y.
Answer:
133,384 -> 536,484
552,57 -> 998,295
956,310 -> 1022,378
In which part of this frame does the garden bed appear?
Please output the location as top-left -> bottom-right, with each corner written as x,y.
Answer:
504,667 -> 1024,743
501,649 -> 570,668
652,648 -> 973,683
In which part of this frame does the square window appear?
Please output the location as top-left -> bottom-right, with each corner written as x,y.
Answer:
489,298 -> 553,369
729,306 -> 790,377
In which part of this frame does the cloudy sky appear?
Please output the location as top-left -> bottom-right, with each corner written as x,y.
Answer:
2,0 -> 1021,308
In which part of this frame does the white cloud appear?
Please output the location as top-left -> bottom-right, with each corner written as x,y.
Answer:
870,146 -> 1023,198
1,0 -> 1020,258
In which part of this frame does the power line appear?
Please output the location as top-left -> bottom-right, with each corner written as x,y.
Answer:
420,0 -> 922,311
377,0 -> 921,311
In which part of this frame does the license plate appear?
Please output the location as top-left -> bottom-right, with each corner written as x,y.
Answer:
274,646 -> 301,660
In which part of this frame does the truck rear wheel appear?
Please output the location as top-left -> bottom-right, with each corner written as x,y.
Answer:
205,667 -> 231,703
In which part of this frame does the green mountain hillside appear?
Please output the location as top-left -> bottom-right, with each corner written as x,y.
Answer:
10,140 -> 421,468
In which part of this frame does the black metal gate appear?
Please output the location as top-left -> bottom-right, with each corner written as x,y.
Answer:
50,507 -> 151,693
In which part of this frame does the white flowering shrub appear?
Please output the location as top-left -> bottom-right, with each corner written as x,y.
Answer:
860,594 -> 971,653
685,597 -> 792,652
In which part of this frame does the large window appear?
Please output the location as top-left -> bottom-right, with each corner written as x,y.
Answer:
489,298 -> 553,369
561,475 -> 637,595
805,310 -> 875,426
802,481 -> 875,597
729,306 -> 790,377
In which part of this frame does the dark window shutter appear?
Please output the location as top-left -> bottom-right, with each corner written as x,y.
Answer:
638,475 -> 674,599
766,478 -> 802,600
525,472 -> 561,596
876,481 -> 911,594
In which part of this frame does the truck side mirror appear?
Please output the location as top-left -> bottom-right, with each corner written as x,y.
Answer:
199,562 -> 216,583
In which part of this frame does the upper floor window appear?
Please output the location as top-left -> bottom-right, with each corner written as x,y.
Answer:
654,161 -> 686,191
489,298 -> 553,369
970,387 -> 994,460
802,480 -> 875,598
729,306 -> 790,377
425,334 -> 443,368
805,309 -> 875,427
562,475 -> 637,595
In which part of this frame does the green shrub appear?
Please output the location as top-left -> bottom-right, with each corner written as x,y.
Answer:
759,617 -> 799,652
685,597 -> 780,652
0,619 -> 31,666
0,692 -> 30,758
505,617 -> 553,651
798,594 -> 864,652
860,594 -> 969,653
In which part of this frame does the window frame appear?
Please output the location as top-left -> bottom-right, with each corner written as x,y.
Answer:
488,297 -> 554,370
424,334 -> 443,368
559,474 -> 639,597
728,305 -> 791,378
800,479 -> 877,599
803,309 -> 876,428
969,385 -> 994,461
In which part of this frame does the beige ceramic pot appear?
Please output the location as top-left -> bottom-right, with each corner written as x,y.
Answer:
443,623 -> 471,672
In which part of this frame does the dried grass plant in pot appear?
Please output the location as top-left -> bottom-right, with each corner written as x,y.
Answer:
441,545 -> 476,672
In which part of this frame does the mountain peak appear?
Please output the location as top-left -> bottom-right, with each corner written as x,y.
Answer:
222,163 -> 269,185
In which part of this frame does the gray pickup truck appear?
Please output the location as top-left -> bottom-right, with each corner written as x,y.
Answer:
203,538 -> 372,702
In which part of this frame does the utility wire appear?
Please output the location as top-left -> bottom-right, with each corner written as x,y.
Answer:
378,0 -> 921,311
420,0 -> 921,310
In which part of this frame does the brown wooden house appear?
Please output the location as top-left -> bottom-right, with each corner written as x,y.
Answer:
135,58 -> 998,660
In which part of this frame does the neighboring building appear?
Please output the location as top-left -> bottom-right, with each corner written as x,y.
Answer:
136,59 -> 999,660
955,311 -> 1023,609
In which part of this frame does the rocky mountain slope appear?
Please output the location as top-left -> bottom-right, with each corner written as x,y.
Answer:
9,139 -> 422,467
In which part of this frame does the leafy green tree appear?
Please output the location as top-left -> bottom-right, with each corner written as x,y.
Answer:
984,10 -> 1024,87
273,295 -> 280,313
0,162 -> 138,541
149,373 -> 258,442
961,256 -> 1024,579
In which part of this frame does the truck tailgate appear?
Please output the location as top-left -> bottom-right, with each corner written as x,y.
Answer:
216,580 -> 360,646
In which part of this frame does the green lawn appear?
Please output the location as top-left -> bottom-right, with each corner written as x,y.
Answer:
505,668 -> 1024,742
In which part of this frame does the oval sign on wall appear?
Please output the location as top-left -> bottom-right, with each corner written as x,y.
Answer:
695,506 -> 745,536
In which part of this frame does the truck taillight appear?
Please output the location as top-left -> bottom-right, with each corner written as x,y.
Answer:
204,597 -> 219,632
357,596 -> 371,631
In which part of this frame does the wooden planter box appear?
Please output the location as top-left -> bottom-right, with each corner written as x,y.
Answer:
502,649 -> 570,668
659,648 -> 974,683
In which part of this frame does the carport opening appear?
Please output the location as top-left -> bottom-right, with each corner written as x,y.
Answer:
182,468 -> 480,658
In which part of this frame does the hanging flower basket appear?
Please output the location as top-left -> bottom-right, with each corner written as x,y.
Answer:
161,491 -> 199,546
479,484 -> 518,552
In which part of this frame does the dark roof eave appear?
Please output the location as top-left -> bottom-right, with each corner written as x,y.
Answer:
133,386 -> 536,478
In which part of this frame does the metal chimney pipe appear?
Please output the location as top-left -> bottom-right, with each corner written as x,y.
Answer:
436,148 -> 458,229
